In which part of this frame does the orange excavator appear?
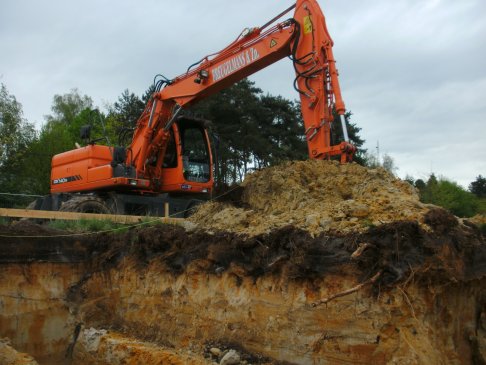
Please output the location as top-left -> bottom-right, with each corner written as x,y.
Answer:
34,0 -> 355,217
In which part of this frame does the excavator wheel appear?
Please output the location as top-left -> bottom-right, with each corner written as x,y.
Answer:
59,196 -> 112,214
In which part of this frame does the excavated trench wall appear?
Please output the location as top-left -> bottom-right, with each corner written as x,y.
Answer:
1,210 -> 485,364
73,259 -> 484,364
0,263 -> 83,364
0,225 -> 91,364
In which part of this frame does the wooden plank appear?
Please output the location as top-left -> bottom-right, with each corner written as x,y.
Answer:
0,208 -> 184,225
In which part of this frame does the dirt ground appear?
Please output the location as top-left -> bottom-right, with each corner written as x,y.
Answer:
0,160 -> 485,364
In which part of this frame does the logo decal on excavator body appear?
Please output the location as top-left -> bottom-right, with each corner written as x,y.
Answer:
303,16 -> 313,34
52,175 -> 82,185
212,47 -> 260,82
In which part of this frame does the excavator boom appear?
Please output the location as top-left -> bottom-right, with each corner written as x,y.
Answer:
129,0 -> 355,187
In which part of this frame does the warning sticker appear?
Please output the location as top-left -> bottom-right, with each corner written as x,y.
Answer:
303,16 -> 313,34
270,39 -> 277,48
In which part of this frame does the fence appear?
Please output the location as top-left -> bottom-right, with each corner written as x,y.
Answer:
0,193 -> 41,209
0,193 -> 184,226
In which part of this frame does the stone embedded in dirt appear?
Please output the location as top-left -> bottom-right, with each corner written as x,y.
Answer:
190,160 -> 429,236
210,347 -> 222,357
81,328 -> 107,353
219,349 -> 241,365
74,328 -> 211,364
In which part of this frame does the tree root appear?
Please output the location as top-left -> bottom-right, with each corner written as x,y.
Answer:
311,271 -> 382,307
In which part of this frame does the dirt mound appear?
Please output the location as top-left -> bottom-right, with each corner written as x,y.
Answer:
191,160 -> 427,236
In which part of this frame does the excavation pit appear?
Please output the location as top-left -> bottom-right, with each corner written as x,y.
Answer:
0,160 -> 485,364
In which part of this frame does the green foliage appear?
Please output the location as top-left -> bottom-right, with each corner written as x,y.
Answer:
414,179 -> 426,190
106,89 -> 145,143
0,84 -> 36,193
417,174 -> 479,217
47,219 -> 126,232
0,217 -> 10,225
362,151 -> 380,168
45,89 -> 92,125
21,122 -> 76,193
359,151 -> 398,175
19,90 -> 108,194
469,175 -> 486,198
477,198 -> 486,214
404,174 -> 415,185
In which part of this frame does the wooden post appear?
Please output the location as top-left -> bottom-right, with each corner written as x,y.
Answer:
164,202 -> 169,218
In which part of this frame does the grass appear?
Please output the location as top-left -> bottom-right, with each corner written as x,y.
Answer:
0,217 -> 11,226
47,218 -> 128,233
361,218 -> 376,229
45,216 -> 174,233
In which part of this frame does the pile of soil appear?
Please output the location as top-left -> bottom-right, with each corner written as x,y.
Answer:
191,160 -> 428,236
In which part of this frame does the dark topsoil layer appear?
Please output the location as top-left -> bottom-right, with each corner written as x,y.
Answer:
0,208 -> 485,289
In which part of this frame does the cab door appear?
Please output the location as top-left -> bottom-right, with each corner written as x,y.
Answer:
159,117 -> 213,194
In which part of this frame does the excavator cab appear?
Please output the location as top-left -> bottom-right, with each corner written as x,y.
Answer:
180,121 -> 211,183
159,116 -> 213,194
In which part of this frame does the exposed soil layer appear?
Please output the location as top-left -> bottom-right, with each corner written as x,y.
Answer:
0,221 -> 94,263
73,207 -> 485,287
1,204 -> 485,364
1,161 -> 485,364
67,211 -> 486,364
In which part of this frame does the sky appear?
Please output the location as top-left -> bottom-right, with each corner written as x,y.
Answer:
1,0 -> 485,187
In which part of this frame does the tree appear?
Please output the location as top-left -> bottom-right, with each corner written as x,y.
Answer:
45,88 -> 92,125
404,174 -> 415,185
255,95 -> 307,167
382,153 -> 398,175
20,89 -> 104,194
419,174 -> 479,217
414,178 -> 426,191
0,84 -> 36,194
469,175 -> 486,198
111,89 -> 145,128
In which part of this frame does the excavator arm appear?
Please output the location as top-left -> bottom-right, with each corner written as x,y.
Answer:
129,0 -> 355,188
49,0 -> 354,203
